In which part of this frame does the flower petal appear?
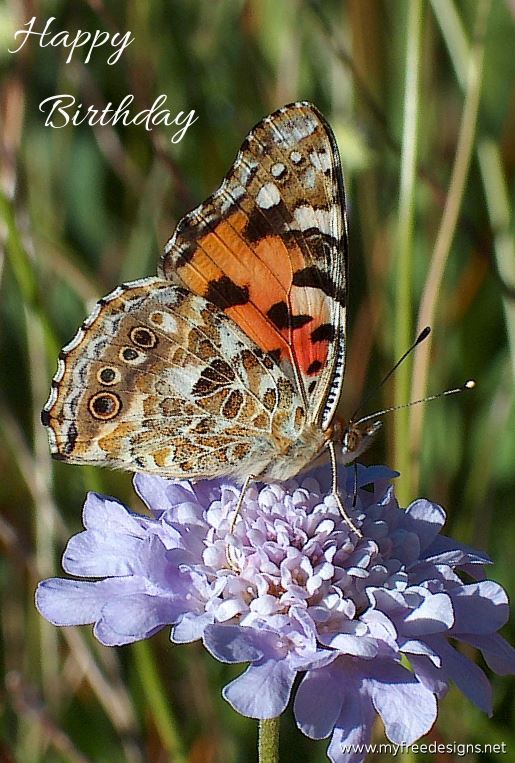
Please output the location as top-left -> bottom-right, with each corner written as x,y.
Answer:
63,493 -> 150,576
294,669 -> 343,739
328,682 -> 376,763
223,660 -> 296,718
430,636 -> 492,714
407,654 -> 449,696
451,582 -> 509,633
422,535 -> 491,567
403,592 -> 454,634
134,473 -> 189,516
203,624 -> 269,663
35,578 -> 137,625
405,499 -> 445,549
365,661 -> 437,744
318,632 -> 379,658
94,594 -> 179,646
172,612 -> 214,643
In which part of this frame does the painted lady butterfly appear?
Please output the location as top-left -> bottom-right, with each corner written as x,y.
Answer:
42,102 -> 380,529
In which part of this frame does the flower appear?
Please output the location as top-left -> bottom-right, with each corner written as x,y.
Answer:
36,465 -> 515,763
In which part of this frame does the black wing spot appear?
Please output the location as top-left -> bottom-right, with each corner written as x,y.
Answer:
293,265 -> 330,290
307,360 -> 323,375
244,199 -> 293,243
292,266 -> 346,306
98,366 -> 119,385
267,302 -> 289,329
311,323 -> 335,343
292,313 -> 313,329
267,301 -> 312,330
130,326 -> 158,349
88,392 -> 122,421
122,347 -> 139,362
205,276 -> 250,309
41,409 -> 50,426
192,357 -> 235,396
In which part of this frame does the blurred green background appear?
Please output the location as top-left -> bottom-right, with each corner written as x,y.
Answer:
1,0 -> 514,761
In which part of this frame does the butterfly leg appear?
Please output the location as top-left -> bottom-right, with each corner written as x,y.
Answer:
225,473 -> 255,570
352,461 -> 358,508
327,441 -> 363,538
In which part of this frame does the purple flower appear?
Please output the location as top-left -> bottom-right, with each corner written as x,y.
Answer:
36,465 -> 515,762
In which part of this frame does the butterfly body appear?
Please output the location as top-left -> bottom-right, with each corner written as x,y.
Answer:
42,103 -> 379,489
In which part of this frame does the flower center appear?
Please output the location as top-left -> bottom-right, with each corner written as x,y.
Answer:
200,481 -> 389,626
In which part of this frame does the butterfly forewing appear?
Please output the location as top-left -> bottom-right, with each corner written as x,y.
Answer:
160,102 -> 348,430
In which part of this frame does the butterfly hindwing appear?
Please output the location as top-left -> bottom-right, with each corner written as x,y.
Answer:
42,279 -> 306,480
160,102 -> 348,430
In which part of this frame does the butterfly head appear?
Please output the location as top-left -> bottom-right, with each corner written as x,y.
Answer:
338,418 -> 382,464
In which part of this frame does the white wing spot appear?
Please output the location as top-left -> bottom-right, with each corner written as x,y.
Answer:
271,162 -> 286,178
256,182 -> 281,209
234,158 -> 258,185
290,204 -> 335,236
290,150 -> 302,164
310,150 -> 332,172
303,167 -> 316,189
273,115 -> 317,147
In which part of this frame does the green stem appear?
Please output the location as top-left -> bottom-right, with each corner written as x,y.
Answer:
410,0 -> 491,486
430,0 -> 469,89
394,0 -> 423,505
258,717 -> 280,763
132,640 -> 187,763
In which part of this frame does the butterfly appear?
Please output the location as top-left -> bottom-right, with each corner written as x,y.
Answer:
42,102 -> 380,532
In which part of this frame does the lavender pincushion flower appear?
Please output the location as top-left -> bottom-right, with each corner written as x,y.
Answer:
36,465 -> 515,762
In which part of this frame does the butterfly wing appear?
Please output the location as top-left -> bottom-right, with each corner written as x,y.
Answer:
42,279 -> 305,481
160,102 -> 347,430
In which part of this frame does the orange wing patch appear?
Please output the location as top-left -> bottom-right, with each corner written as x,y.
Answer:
173,209 -> 334,373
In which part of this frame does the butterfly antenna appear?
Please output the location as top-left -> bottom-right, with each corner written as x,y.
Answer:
350,326 -> 432,421
354,380 -> 476,426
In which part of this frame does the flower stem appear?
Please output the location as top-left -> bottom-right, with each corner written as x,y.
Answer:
394,0 -> 423,506
258,718 -> 280,763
